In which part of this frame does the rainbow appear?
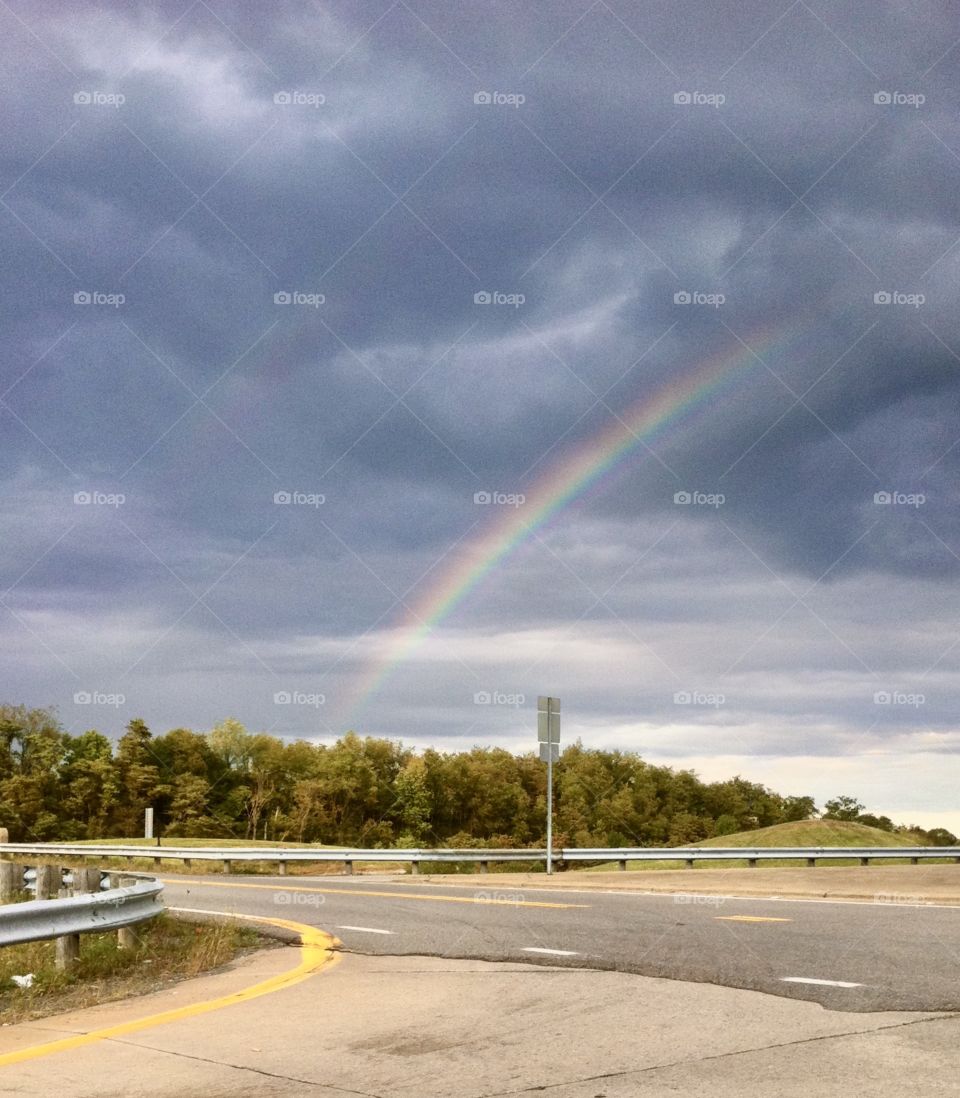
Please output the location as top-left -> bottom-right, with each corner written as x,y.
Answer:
341,321 -> 798,718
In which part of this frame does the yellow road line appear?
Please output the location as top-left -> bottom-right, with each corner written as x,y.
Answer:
0,914 -> 340,1068
714,915 -> 793,923
161,877 -> 590,910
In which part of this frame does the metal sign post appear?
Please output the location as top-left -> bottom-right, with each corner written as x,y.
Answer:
537,696 -> 560,874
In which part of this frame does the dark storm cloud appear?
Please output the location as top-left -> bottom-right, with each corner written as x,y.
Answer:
2,0 -> 960,819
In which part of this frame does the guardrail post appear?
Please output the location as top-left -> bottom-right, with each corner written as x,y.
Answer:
807,858 -> 816,867
479,860 -> 489,873
0,861 -> 23,901
36,864 -> 59,899
278,861 -> 287,876
685,859 -> 694,869
0,827 -> 8,843
183,858 -> 192,869
910,857 -> 919,865
860,857 -> 869,866
116,875 -> 138,949
55,870 -> 80,971
222,859 -> 232,873
343,860 -> 353,876
747,858 -> 758,868
617,859 -> 626,871
411,861 -> 420,875
153,856 -> 162,870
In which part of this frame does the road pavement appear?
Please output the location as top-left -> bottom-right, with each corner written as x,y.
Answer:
161,871 -> 960,1012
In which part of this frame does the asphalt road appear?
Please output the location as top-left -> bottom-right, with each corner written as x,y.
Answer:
161,872 -> 960,1013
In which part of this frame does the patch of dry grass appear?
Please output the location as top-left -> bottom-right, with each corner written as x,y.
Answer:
0,915 -> 268,1024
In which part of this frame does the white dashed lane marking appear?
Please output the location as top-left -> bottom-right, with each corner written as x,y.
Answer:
522,947 -> 579,957
336,925 -> 395,935
781,977 -> 863,988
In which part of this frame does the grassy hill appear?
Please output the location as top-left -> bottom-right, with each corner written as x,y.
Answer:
583,819 -> 934,872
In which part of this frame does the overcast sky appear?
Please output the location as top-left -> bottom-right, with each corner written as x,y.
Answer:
3,0 -> 960,831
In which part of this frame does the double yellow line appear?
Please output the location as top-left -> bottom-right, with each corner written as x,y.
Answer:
0,915 -> 340,1068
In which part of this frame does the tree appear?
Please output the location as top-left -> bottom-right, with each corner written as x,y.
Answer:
822,796 -> 865,821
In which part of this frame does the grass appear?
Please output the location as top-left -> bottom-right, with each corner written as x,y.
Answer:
581,819 -> 952,871
0,914 -> 266,1024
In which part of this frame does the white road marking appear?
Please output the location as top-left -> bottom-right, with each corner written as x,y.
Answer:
336,925 -> 395,935
781,977 -> 863,988
522,947 -> 579,956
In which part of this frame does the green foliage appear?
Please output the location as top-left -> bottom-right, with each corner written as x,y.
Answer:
0,705 -> 940,849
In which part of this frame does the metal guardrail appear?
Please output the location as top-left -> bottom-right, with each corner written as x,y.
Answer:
1,842 -> 958,871
0,876 -> 164,947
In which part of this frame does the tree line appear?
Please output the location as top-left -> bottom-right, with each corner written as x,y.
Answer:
0,705 -> 952,847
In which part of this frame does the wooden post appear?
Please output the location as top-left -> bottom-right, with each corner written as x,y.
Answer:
860,857 -> 869,866
116,874 -> 138,949
411,861 -> 420,875
479,860 -> 489,874
807,858 -> 816,867
618,859 -> 627,871
0,861 -> 23,901
278,861 -> 287,876
222,859 -> 232,873
343,860 -> 353,876
685,859 -> 694,869
35,864 -> 59,899
747,858 -> 758,868
55,869 -> 80,971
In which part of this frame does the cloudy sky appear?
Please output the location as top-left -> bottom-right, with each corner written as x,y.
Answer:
3,0 -> 960,830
